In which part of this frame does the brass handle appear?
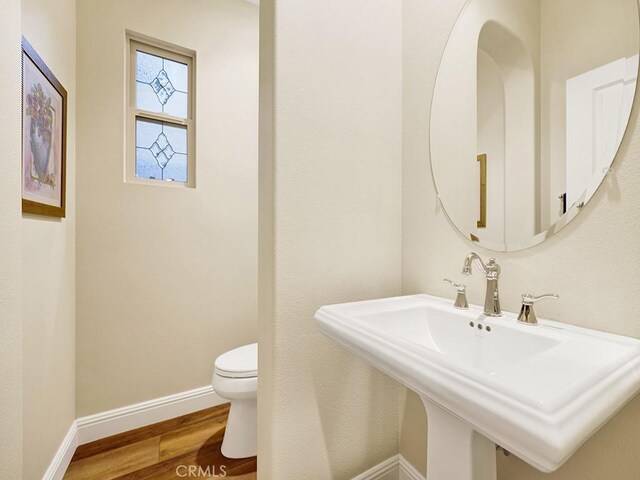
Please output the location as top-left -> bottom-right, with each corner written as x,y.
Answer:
477,154 -> 487,228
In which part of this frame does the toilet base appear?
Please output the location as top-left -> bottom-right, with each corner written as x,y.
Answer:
221,398 -> 257,459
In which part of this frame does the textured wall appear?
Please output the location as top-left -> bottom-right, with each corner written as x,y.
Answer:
402,0 -> 640,478
21,0 -> 77,477
76,0 -> 259,415
258,0 -> 404,477
0,0 -> 23,478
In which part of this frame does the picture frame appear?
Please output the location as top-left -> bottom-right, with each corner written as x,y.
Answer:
21,35 -> 67,218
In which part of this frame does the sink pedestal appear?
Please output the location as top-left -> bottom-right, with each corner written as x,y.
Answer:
423,399 -> 497,480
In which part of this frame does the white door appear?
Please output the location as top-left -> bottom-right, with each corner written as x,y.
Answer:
566,55 -> 638,208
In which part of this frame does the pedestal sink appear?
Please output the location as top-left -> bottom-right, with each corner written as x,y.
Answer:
314,294 -> 640,480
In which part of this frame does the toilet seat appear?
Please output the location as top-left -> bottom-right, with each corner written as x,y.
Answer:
212,373 -> 257,399
214,343 -> 257,379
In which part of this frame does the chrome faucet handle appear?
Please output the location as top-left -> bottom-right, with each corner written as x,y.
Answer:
521,293 -> 559,304
517,293 -> 559,326
444,278 -> 466,291
443,279 -> 469,310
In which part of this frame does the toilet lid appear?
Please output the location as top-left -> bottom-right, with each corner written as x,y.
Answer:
215,343 -> 258,378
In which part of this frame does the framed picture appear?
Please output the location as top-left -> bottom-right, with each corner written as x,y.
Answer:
21,36 -> 67,218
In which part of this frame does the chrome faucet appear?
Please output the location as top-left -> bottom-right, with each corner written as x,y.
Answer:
462,252 -> 502,317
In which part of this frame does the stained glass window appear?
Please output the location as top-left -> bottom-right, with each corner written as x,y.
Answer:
136,51 -> 188,117
135,118 -> 188,182
128,37 -> 194,186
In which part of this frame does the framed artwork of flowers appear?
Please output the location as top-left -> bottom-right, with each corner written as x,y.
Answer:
21,36 -> 67,218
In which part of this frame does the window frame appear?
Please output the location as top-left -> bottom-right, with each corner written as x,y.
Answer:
126,34 -> 196,187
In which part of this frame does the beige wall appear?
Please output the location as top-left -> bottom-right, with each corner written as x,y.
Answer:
540,0 -> 639,229
76,0 -> 259,416
257,0 -> 275,476
258,0 -> 404,477
21,0 -> 77,478
402,0 -> 640,478
0,0 -> 23,478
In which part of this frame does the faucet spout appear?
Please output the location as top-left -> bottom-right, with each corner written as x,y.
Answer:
461,252 -> 502,316
462,252 -> 488,276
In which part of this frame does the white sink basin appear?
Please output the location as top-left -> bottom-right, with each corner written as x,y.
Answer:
315,294 -> 640,478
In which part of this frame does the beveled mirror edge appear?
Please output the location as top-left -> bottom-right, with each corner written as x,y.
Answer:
428,0 -> 640,253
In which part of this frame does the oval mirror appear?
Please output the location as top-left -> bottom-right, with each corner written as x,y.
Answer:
430,0 -> 639,251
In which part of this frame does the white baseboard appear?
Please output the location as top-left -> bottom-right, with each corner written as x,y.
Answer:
43,385 -> 225,479
398,455 -> 425,480
42,423 -> 78,480
352,455 -> 400,480
352,454 -> 425,480
76,385 -> 225,445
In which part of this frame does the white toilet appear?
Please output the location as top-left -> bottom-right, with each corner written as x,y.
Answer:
212,343 -> 257,459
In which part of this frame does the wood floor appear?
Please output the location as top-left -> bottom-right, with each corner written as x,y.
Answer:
64,403 -> 257,480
